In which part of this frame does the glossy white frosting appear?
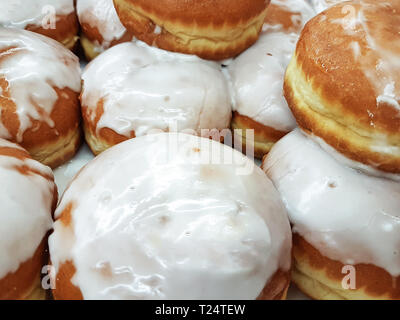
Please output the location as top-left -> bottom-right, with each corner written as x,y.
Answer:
263,130 -> 400,276
49,133 -> 292,299
81,42 -> 232,137
77,0 -> 128,51
0,138 -> 54,279
0,28 -> 81,142
227,0 -> 314,131
0,0 -> 74,29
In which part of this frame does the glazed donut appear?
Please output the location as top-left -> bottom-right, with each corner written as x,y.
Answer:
284,0 -> 400,174
0,138 -> 56,300
81,41 -> 232,155
311,0 -> 349,13
263,130 -> 400,300
0,28 -> 82,168
77,0 -> 134,60
227,0 -> 315,158
49,133 -> 292,300
0,0 -> 78,50
113,0 -> 271,60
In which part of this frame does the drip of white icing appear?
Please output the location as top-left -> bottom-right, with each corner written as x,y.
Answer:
49,133 -> 292,300
264,130 -> 400,276
0,28 -> 81,142
77,0 -> 128,50
0,0 -> 74,29
81,42 -> 232,137
0,138 -> 54,278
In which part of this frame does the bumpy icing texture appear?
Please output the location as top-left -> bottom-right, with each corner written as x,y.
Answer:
227,0 -> 314,131
49,133 -> 292,299
77,0 -> 127,49
0,28 -> 81,142
263,130 -> 400,276
0,0 -> 74,29
82,42 -> 232,137
0,138 -> 54,279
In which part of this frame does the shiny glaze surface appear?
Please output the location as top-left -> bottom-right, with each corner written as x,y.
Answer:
0,138 -> 54,278
49,133 -> 292,299
82,42 -> 232,137
0,0 -> 74,29
263,130 -> 400,276
0,28 -> 81,142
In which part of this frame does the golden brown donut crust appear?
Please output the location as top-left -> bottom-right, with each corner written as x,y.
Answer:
0,145 -> 57,300
292,234 -> 400,300
0,43 -> 82,169
27,13 -> 79,50
113,0 -> 270,60
231,112 -> 288,159
284,1 -> 400,173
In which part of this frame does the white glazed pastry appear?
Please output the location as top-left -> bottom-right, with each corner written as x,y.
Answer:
77,0 -> 134,60
227,0 -> 315,158
0,138 -> 56,300
263,129 -> 400,299
0,0 -> 78,49
0,27 -> 82,168
49,133 -> 292,300
81,42 -> 232,155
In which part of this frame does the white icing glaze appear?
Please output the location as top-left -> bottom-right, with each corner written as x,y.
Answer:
49,133 -> 292,299
0,0 -> 74,29
0,28 -> 81,142
77,0 -> 128,51
227,0 -> 315,131
306,131 -> 400,182
263,130 -> 400,276
81,42 -> 232,137
227,31 -> 297,131
54,144 -> 95,197
0,138 -> 54,279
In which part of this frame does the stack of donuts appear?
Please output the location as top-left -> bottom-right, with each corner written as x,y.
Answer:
0,0 -> 399,301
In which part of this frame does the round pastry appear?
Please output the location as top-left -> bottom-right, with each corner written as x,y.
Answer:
311,0 -> 348,13
113,0 -> 271,60
0,138 -> 56,300
0,28 -> 82,169
0,0 -> 79,50
263,130 -> 400,300
227,0 -> 314,158
81,41 -> 232,155
284,0 -> 400,174
49,133 -> 292,300
77,0 -> 134,60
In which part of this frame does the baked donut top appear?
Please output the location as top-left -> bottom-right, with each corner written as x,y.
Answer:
0,28 -> 81,142
49,133 -> 292,299
81,41 -> 231,137
77,0 -> 127,48
264,130 -> 400,276
296,0 -> 400,134
0,138 -> 55,279
227,0 -> 314,131
0,0 -> 74,29
119,0 -> 270,26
